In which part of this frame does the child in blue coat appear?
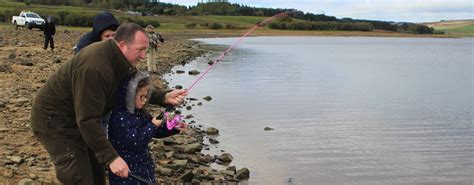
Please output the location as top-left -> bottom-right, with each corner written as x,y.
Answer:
108,71 -> 184,184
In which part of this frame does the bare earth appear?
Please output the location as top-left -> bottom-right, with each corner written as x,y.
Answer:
0,26 -> 243,184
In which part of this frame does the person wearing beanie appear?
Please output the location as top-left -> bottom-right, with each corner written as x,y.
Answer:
74,11 -> 119,54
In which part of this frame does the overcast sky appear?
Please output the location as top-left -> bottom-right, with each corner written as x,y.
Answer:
158,0 -> 473,23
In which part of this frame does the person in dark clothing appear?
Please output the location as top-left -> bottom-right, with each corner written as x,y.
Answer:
43,16 -> 55,50
74,11 -> 119,54
108,71 -> 185,184
30,23 -> 188,184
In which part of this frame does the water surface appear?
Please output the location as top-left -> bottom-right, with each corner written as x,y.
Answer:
164,36 -> 473,185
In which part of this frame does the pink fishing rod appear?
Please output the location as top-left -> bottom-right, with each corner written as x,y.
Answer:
185,12 -> 289,93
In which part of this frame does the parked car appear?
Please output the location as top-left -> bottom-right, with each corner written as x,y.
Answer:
12,11 -> 45,30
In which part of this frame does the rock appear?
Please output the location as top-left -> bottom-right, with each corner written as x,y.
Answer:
6,156 -> 24,164
183,143 -> 203,153
226,166 -> 236,172
235,168 -> 250,180
206,127 -> 219,135
28,173 -> 38,180
264,127 -> 274,131
217,153 -> 233,163
157,166 -> 173,176
18,178 -> 35,185
178,170 -> 193,182
173,159 -> 188,168
14,98 -> 29,106
176,70 -> 185,74
188,69 -> 200,75
20,59 -> 33,66
0,100 -> 5,108
197,102 -> 203,106
52,57 -> 61,64
8,52 -> 16,59
174,85 -> 183,89
208,60 -> 214,65
209,138 -> 219,144
165,151 -> 174,158
0,64 -> 12,73
203,96 -> 212,101
221,170 -> 235,176
2,169 -> 14,178
186,106 -> 192,110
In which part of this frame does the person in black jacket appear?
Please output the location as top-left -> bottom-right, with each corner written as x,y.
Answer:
108,71 -> 185,184
74,11 -> 119,54
43,16 -> 55,50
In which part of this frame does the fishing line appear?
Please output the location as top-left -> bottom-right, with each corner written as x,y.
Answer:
185,12 -> 289,93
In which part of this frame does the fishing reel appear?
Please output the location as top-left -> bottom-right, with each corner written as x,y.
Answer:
156,110 -> 183,130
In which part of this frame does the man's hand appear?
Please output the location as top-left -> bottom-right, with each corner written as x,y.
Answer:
165,89 -> 187,106
109,157 -> 129,178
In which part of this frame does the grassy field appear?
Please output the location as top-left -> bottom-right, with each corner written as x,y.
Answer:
424,20 -> 474,37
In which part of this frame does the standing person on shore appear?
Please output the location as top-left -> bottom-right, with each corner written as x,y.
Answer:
74,11 -> 119,54
107,71 -> 186,184
42,16 -> 55,51
145,24 -> 164,73
30,23 -> 187,184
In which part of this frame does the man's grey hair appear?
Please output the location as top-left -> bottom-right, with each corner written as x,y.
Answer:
114,23 -> 148,45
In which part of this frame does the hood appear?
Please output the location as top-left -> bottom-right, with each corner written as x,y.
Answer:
92,12 -> 119,40
28,18 -> 45,23
125,71 -> 153,114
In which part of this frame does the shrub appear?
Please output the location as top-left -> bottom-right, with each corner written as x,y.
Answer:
185,22 -> 197,29
209,22 -> 223,29
200,22 -> 209,27
225,23 -> 238,29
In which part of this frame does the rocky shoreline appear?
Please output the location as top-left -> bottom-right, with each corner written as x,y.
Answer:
0,26 -> 249,184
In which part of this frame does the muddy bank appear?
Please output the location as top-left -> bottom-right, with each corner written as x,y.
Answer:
0,26 -> 249,184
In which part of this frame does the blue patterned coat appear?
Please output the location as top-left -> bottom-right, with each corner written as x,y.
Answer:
108,72 -> 179,184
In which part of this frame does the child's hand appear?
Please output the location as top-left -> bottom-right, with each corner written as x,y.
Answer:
151,117 -> 163,127
175,122 -> 188,132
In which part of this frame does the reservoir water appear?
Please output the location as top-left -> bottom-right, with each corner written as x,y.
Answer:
163,36 -> 473,185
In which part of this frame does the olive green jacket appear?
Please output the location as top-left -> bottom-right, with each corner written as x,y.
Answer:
31,40 -> 168,164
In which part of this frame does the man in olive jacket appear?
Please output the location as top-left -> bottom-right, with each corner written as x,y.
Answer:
31,23 -> 187,184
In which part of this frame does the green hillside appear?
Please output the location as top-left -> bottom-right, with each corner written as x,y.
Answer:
424,20 -> 474,37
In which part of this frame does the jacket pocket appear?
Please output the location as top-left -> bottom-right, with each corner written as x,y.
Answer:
53,148 -> 82,184
45,113 -> 81,139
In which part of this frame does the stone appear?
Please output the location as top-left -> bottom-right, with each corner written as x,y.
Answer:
176,70 -> 185,74
6,156 -> 24,164
165,151 -> 174,158
183,143 -> 203,153
178,170 -> 193,182
206,127 -> 219,135
217,153 -> 233,163
18,178 -> 35,185
226,166 -> 236,172
14,98 -> 29,106
235,168 -> 250,180
0,64 -> 11,73
209,138 -> 219,144
8,52 -> 16,59
203,96 -> 212,101
156,166 -> 173,176
173,159 -> 188,168
188,69 -> 200,75
264,127 -> 274,131
2,169 -> 14,178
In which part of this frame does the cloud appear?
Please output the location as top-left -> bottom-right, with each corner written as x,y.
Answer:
158,0 -> 474,22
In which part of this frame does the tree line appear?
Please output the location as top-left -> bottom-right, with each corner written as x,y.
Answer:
3,0 -> 435,34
